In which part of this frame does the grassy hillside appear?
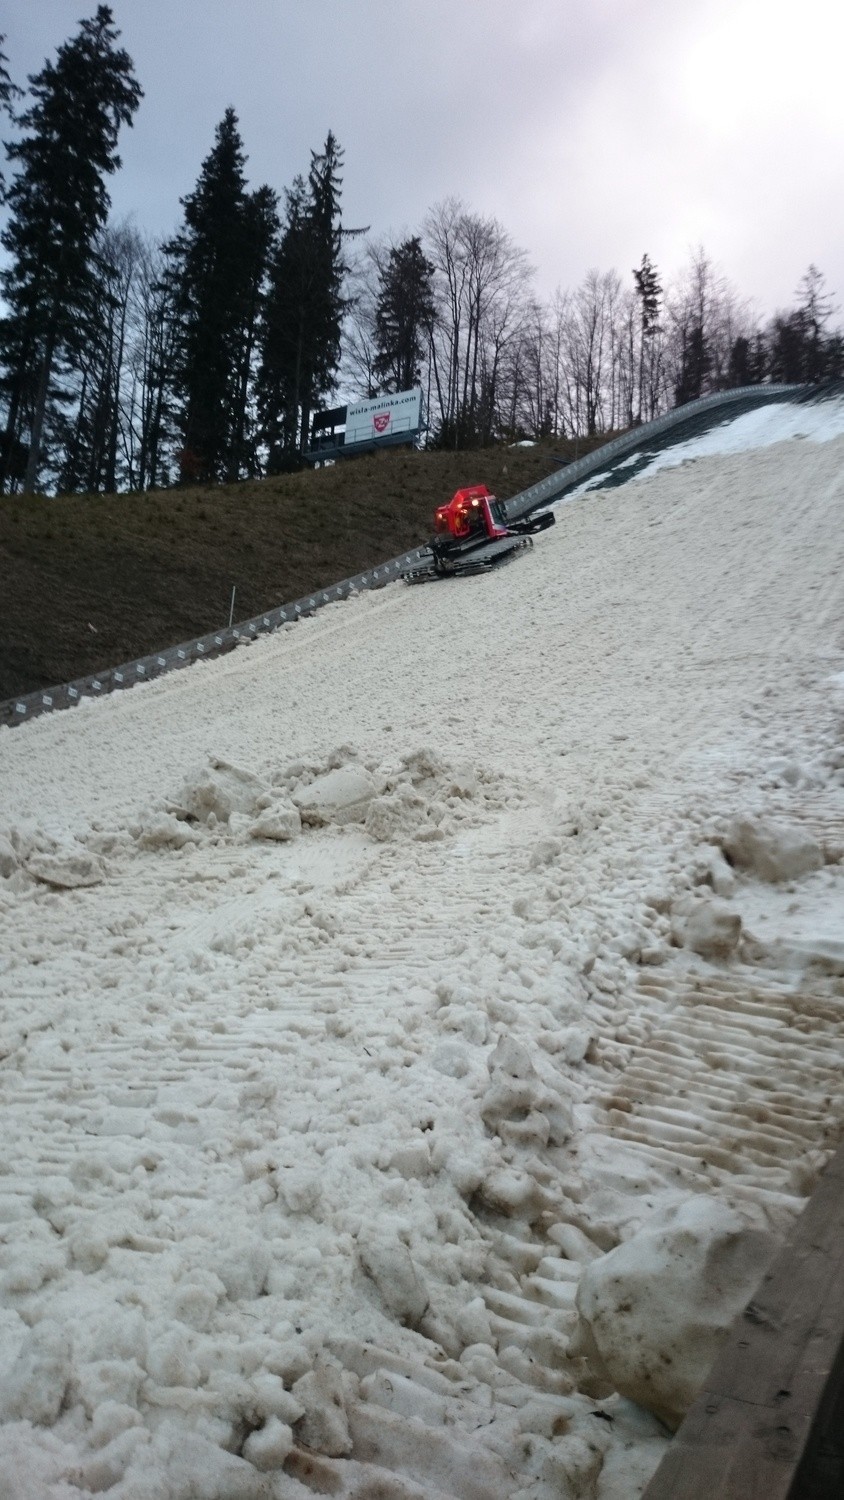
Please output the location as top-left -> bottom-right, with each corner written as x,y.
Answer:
0,438 -> 604,701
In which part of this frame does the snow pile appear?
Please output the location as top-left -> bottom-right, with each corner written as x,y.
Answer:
572,1197 -> 777,1429
0,400 -> 843,1498
126,745 -> 494,851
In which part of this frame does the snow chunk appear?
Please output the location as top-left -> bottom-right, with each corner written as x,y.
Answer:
721,816 -> 824,883
480,1034 -> 573,1147
27,845 -> 106,888
293,765 -> 377,826
249,802 -> 301,841
0,834 -> 18,879
119,1423 -> 267,1498
366,782 -> 442,842
292,1357 -> 353,1456
275,1166 -> 322,1215
170,1275 -> 225,1331
387,1138 -> 432,1179
134,809 -> 200,849
430,1040 -> 473,1078
365,748 -> 484,842
479,1165 -> 559,1219
176,757 -> 270,824
358,1227 -> 429,1328
0,1321 -> 71,1424
243,1414 -> 295,1470
671,895 -> 742,959
213,1239 -> 271,1301
572,1196 -> 777,1428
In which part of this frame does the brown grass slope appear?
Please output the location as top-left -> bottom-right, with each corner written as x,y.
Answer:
0,438 -> 604,702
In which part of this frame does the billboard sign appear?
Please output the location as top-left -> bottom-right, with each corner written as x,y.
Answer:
345,387 -> 422,447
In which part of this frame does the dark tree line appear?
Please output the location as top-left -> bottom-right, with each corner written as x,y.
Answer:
0,12 -> 353,494
0,11 -> 842,495
0,8 -> 141,493
346,226 -> 842,448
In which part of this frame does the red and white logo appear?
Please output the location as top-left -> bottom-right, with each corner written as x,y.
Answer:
373,412 -> 390,434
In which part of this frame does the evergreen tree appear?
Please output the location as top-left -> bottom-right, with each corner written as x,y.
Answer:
229,184 -> 279,480
796,264 -> 836,382
726,333 -> 766,387
767,268 -> 839,386
824,333 -> 844,380
674,324 -> 710,405
165,109 -> 277,484
260,133 -> 354,467
0,36 -> 21,202
373,236 -> 435,393
0,7 -> 141,493
632,253 -> 661,422
768,311 -> 808,384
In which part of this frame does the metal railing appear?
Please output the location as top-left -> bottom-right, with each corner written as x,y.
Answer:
504,384 -> 802,521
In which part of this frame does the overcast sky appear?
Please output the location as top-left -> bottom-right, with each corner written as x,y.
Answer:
4,0 -> 843,321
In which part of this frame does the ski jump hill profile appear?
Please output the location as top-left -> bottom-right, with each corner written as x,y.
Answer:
1,382 -> 817,731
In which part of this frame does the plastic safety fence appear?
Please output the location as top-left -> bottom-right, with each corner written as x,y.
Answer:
0,384 -> 806,731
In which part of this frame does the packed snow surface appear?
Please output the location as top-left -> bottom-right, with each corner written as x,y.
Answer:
1,403 -> 844,1499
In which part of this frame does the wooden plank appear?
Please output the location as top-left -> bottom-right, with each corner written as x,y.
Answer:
643,1143 -> 844,1500
787,1330 -> 844,1498
643,1391 -> 813,1500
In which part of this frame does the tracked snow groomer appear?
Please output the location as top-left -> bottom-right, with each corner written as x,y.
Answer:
404,485 -> 555,583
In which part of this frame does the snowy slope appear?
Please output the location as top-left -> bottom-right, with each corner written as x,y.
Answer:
1,404 -> 843,1499
571,388 -> 844,495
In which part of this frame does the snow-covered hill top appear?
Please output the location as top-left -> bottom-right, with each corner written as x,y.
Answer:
573,387 -> 844,495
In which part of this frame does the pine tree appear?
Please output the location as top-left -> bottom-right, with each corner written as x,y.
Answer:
373,236 -> 435,393
767,268 -> 839,385
260,133 -> 355,467
768,312 -> 807,384
674,323 -> 710,405
797,265 -> 836,382
727,335 -> 750,388
164,109 -> 277,484
632,254 -> 661,422
0,7 -> 142,493
229,184 -> 279,480
0,36 -> 21,202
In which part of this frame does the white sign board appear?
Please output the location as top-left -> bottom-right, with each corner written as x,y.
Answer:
345,387 -> 421,447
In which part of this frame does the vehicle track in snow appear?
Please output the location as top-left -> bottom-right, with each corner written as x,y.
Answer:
3,767 -> 843,1497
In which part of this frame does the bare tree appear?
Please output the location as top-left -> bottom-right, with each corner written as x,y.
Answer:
126,235 -> 180,489
57,219 -> 146,493
423,198 -> 533,446
561,269 -> 621,436
664,247 -> 756,406
341,237 -> 387,398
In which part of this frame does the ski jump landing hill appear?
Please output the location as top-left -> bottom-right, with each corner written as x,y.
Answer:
0,383 -> 808,731
1,380 -> 844,1499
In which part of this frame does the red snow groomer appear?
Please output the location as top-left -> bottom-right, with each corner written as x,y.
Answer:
405,485 -> 555,583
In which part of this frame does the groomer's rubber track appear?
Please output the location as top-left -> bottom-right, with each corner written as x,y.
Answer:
403,535 -> 532,584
